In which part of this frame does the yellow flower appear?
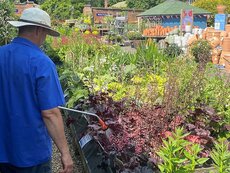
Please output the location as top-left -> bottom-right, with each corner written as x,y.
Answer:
131,76 -> 143,84
84,30 -> 91,35
92,30 -> 99,35
75,28 -> 80,32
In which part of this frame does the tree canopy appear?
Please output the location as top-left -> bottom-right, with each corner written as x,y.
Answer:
193,0 -> 230,14
41,0 -> 86,20
126,0 -> 165,9
0,1 -> 16,45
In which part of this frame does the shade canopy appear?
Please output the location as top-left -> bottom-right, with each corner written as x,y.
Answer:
138,0 -> 211,17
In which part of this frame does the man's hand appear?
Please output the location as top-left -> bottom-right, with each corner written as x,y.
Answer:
60,152 -> 73,173
42,108 -> 74,173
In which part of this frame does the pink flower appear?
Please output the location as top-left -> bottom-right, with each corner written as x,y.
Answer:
185,135 -> 201,144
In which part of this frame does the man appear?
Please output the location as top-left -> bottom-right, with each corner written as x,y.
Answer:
0,7 -> 73,173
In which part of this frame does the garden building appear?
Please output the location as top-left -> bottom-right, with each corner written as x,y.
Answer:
15,1 -> 39,16
138,0 -> 211,29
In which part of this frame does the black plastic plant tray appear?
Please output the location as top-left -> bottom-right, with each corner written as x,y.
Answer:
62,109 -> 115,173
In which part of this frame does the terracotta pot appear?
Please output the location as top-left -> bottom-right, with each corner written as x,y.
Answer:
212,48 -> 222,56
212,55 -> 220,64
209,37 -> 220,48
220,31 -> 228,38
205,27 -> 215,32
221,37 -> 230,51
217,4 -> 227,14
206,30 -> 221,40
220,51 -> 230,66
223,54 -> 230,73
187,34 -> 198,45
225,24 -> 230,33
202,32 -> 206,39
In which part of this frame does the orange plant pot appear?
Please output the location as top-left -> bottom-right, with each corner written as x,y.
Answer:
209,37 -> 220,48
220,51 -> 230,66
223,54 -> 230,73
221,37 -> 230,52
212,55 -> 220,64
206,30 -> 221,40
220,31 -> 228,38
225,24 -> 230,33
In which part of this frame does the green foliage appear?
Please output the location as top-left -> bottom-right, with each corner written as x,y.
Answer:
162,56 -> 230,121
157,127 -> 209,173
134,42 -> 168,74
52,28 -> 229,123
126,0 -> 165,9
193,0 -> 230,26
41,38 -> 62,64
163,43 -> 183,58
210,138 -> 230,173
20,0 -> 45,4
193,0 -> 230,14
190,39 -> 212,68
0,1 -> 16,45
201,65 -> 230,125
126,0 -> 190,9
126,31 -> 143,40
41,0 -> 85,20
59,68 -> 89,108
109,0 -> 124,6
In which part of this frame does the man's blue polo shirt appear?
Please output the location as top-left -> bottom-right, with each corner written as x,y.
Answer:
0,37 -> 65,167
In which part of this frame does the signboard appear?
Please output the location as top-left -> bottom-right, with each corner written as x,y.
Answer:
181,9 -> 193,32
214,14 -> 227,31
96,13 -> 108,17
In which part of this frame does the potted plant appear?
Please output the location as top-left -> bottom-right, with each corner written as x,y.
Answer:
127,31 -> 144,48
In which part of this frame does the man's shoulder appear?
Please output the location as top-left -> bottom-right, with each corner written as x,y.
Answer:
31,52 -> 55,69
0,43 -> 11,50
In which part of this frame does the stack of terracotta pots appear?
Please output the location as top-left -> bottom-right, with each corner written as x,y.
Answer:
203,29 -> 222,64
192,5 -> 230,72
200,28 -> 230,66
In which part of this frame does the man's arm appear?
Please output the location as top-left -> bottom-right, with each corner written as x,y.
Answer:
42,107 -> 73,173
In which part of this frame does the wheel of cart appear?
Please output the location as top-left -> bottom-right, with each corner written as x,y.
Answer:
60,107 -> 115,173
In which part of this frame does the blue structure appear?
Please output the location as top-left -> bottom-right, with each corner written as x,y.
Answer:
161,15 -> 208,29
138,0 -> 211,29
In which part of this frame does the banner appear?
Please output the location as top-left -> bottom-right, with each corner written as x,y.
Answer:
181,9 -> 193,32
214,14 -> 227,31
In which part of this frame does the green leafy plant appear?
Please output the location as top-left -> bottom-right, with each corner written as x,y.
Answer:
135,42 -> 167,74
0,0 -> 16,45
59,68 -> 89,108
210,138 -> 230,173
190,39 -> 211,69
157,127 -> 209,173
126,30 -> 143,40
163,43 -> 183,58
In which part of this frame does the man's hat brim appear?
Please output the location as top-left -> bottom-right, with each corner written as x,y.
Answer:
8,21 -> 60,37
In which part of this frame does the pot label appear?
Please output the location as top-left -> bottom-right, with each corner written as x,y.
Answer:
79,134 -> 93,149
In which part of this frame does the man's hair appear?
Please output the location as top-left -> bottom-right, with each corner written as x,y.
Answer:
18,25 -> 38,35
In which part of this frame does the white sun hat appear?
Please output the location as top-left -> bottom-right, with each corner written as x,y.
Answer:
8,7 -> 60,37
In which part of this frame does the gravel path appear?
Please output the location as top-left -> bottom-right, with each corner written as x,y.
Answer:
52,121 -> 84,173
